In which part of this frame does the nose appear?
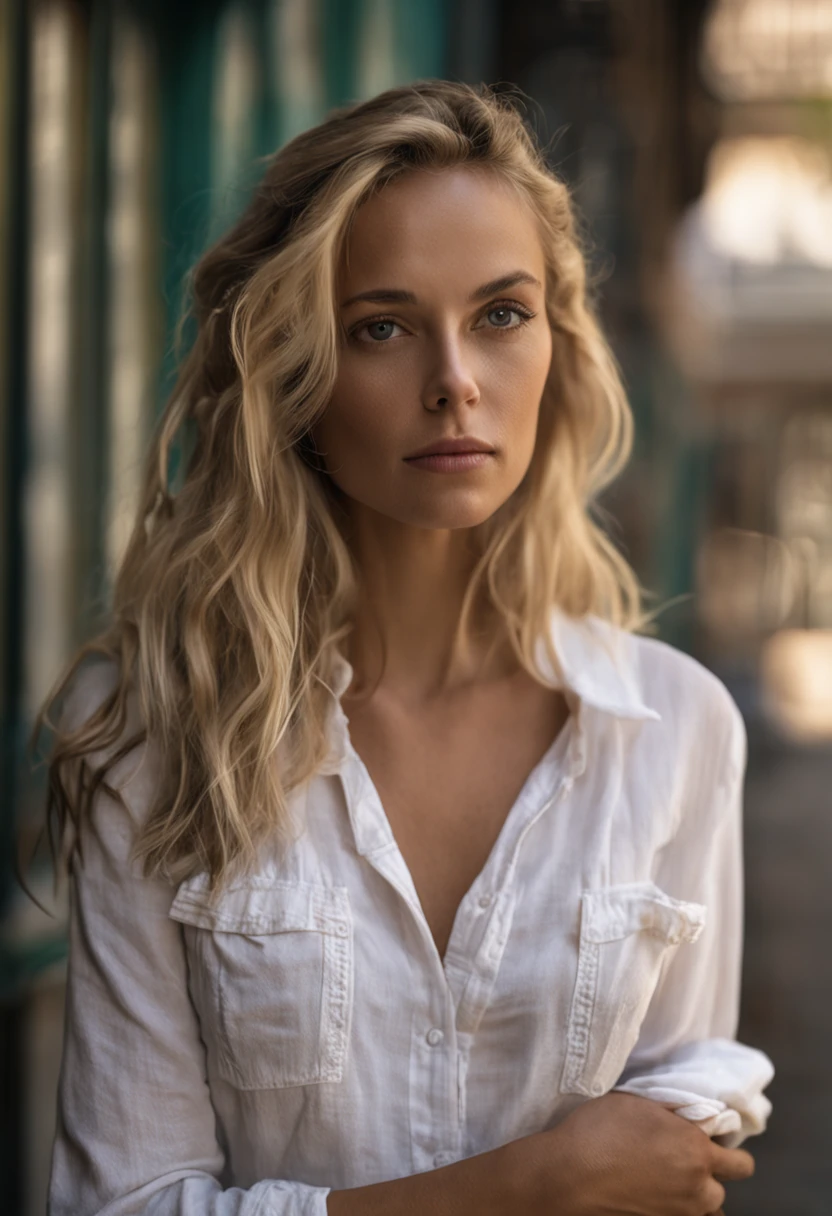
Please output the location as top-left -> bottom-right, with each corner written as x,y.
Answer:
420,332 -> 480,413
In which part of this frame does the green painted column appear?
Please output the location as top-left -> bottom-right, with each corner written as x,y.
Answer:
392,0 -> 447,80
146,0 -> 221,404
323,0 -> 363,107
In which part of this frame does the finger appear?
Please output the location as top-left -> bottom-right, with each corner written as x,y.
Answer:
702,1179 -> 726,1211
711,1144 -> 755,1181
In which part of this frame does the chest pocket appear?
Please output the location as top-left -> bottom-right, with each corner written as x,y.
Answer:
559,881 -> 706,1098
170,878 -> 353,1091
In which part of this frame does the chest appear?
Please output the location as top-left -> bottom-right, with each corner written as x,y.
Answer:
342,679 -> 569,961
171,734 -> 698,1168
169,706 -> 704,1193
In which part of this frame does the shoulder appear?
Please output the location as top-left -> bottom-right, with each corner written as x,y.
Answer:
60,657 -> 120,734
625,631 -> 742,729
58,658 -> 163,836
623,629 -> 747,783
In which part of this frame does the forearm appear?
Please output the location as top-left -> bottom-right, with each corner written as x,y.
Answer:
326,1137 -> 523,1216
326,1094 -> 756,1216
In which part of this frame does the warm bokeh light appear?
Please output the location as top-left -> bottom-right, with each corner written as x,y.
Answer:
760,627 -> 832,740
704,0 -> 832,100
106,15 -> 156,579
701,137 -> 832,268
24,2 -> 75,723
667,136 -> 832,383
696,528 -> 799,639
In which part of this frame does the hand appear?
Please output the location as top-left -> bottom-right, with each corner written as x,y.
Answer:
513,1091 -> 754,1216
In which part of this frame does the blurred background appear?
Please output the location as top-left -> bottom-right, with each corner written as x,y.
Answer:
2,0 -> 831,1212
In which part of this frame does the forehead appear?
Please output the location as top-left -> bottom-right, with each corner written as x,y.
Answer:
339,165 -> 545,291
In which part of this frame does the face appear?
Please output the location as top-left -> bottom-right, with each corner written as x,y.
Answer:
312,165 -> 553,531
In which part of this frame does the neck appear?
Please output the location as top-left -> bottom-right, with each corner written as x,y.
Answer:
344,506 -> 513,700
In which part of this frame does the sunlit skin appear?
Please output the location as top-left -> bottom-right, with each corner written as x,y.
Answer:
313,165 -> 554,695
311,164 -> 569,970
316,165 -> 552,535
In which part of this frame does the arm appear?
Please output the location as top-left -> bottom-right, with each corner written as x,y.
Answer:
613,691 -> 773,1146
48,757 -> 334,1216
325,1093 -> 753,1216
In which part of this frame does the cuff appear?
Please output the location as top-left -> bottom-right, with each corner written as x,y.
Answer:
613,1037 -> 774,1147
260,1183 -> 332,1215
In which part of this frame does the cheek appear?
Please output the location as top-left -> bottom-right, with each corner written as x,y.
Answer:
496,333 -> 552,445
316,358 -> 407,472
526,325 -> 554,399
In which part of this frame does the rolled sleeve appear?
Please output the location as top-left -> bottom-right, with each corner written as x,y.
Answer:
613,688 -> 774,1146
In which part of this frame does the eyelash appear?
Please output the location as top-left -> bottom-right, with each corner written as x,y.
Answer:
349,299 -> 537,342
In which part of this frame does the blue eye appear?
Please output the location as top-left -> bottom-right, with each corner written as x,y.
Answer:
487,307 -> 517,328
360,320 -> 400,342
481,302 -> 535,331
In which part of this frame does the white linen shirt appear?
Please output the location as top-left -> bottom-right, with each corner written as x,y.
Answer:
48,611 -> 774,1216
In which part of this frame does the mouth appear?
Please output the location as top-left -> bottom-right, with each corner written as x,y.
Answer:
403,436 -> 495,461
403,447 -> 495,475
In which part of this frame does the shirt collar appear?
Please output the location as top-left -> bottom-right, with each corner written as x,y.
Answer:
323,607 -> 660,770
540,609 -> 661,723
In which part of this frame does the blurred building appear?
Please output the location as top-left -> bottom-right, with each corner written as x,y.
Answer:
2,1 -> 831,1213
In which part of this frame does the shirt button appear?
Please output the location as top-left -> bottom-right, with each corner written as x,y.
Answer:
478,894 -> 492,909
334,922 -> 349,937
426,1027 -> 444,1047
433,1151 -> 455,1167
591,1081 -> 605,1096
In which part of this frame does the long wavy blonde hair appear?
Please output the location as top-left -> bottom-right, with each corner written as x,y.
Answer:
35,80 -> 645,894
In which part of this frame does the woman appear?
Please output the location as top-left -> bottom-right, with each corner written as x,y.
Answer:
41,81 -> 772,1215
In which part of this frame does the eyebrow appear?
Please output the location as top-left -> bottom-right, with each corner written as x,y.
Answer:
339,270 -> 542,309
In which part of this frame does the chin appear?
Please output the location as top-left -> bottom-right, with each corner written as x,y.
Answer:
391,489 -> 513,531
335,471 -> 523,532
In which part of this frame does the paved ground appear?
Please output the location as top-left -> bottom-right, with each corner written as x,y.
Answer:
727,727 -> 832,1215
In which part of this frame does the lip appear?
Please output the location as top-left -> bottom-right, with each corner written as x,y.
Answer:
404,436 -> 495,460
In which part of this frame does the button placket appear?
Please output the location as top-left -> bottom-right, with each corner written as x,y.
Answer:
450,725 -> 581,1037
456,1035 -> 471,1132
454,890 -> 518,1037
409,1009 -> 460,1174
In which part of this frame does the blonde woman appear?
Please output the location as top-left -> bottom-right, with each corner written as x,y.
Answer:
41,81 -> 772,1216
